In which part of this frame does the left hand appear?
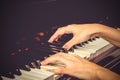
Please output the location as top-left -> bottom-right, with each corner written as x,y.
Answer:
41,53 -> 101,80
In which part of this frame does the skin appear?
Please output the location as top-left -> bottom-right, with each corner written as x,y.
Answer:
48,23 -> 120,50
41,23 -> 120,80
41,53 -> 120,80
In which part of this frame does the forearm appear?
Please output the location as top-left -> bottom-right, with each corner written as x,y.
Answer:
72,61 -> 120,80
97,67 -> 120,80
95,24 -> 120,47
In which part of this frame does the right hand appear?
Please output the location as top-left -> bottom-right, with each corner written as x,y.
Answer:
48,24 -> 102,50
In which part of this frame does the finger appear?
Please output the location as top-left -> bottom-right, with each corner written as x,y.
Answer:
48,28 -> 65,43
63,33 -> 91,50
47,67 -> 66,74
48,32 -> 62,43
63,36 -> 81,50
41,53 -> 69,66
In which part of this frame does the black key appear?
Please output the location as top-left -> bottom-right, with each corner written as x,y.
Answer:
68,48 -> 74,52
72,45 -> 78,49
2,72 -> 15,79
21,65 -> 31,71
61,48 -> 68,53
13,68 -> 21,75
29,62 -> 36,68
84,41 -> 89,44
88,38 -> 93,42
35,60 -> 41,69
76,43 -> 83,47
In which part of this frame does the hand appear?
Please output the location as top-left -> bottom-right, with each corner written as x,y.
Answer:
48,24 -> 103,50
48,23 -> 120,50
41,53 -> 120,80
41,53 -> 101,80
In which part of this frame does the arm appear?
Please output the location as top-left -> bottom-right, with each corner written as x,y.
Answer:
41,53 -> 120,80
48,23 -> 120,50
95,24 -> 120,47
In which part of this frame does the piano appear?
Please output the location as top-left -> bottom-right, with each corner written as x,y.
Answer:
0,30 -> 120,80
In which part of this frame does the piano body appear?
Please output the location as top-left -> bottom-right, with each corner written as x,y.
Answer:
1,0 -> 120,79
0,30 -> 120,80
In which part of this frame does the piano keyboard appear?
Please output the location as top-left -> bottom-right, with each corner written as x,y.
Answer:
68,37 -> 114,59
1,69 -> 54,80
0,34 -> 119,80
1,64 -> 63,80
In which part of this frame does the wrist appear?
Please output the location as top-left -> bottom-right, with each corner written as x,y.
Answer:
97,67 -> 120,80
91,23 -> 109,37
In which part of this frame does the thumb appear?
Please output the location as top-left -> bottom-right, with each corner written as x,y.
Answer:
47,67 -> 66,74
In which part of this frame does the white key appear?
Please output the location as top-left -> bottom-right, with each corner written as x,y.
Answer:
30,68 -> 54,79
20,69 -> 43,80
69,38 -> 110,58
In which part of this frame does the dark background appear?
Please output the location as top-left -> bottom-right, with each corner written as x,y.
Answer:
1,0 -> 120,53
